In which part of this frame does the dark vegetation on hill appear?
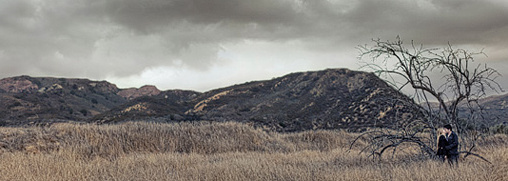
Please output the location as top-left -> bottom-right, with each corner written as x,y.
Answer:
93,69 -> 424,131
455,94 -> 508,132
180,69 -> 424,131
0,76 -> 125,125
93,90 -> 200,123
0,69 -> 505,131
464,94 -> 508,125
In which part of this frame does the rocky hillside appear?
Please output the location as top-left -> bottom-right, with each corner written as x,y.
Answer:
93,90 -> 200,123
0,76 -> 178,125
0,76 -> 125,125
184,69 -> 423,131
117,85 -> 162,100
93,69 -> 424,131
1,69 -> 427,131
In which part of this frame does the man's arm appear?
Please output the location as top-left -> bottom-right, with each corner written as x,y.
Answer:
445,133 -> 458,150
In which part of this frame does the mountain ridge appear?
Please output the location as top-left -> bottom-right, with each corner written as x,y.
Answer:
92,68 -> 426,131
2,68 -> 504,131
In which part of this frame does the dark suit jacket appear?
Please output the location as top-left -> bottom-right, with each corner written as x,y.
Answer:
436,135 -> 448,155
445,131 -> 459,155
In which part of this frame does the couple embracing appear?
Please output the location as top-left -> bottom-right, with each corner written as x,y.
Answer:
436,124 -> 459,165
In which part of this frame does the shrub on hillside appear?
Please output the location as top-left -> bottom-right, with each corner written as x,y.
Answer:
491,123 -> 508,134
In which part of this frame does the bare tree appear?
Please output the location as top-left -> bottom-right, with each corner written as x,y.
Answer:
352,36 -> 501,162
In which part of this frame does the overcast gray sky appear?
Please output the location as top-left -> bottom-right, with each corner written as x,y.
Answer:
1,0 -> 507,92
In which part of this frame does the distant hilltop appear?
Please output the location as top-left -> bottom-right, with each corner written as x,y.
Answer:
1,68 -> 505,131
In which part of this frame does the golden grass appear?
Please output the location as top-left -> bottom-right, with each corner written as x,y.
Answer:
0,121 -> 506,181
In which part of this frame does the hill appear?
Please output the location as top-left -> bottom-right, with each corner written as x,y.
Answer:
93,89 -> 200,123
1,69 -> 434,131
422,92 -> 508,129
458,93 -> 508,127
0,76 -> 125,125
93,69 -> 425,131
0,76 -> 185,125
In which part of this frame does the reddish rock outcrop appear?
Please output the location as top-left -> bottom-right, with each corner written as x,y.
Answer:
0,77 -> 39,93
117,85 -> 161,100
0,76 -> 126,124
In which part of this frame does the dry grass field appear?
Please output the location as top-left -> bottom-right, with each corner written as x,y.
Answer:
0,121 -> 507,180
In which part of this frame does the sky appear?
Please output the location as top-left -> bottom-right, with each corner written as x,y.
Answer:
1,0 -> 508,92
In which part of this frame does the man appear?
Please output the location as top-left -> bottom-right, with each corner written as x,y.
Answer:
443,124 -> 459,166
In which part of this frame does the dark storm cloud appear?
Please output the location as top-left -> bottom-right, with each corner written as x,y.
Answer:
0,0 -> 305,79
0,0 -> 507,86
341,0 -> 508,45
103,0 -> 300,32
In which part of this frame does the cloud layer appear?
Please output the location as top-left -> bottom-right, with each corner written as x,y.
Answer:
1,0 -> 507,91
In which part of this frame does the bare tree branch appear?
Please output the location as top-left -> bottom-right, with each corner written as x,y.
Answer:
352,37 -> 502,163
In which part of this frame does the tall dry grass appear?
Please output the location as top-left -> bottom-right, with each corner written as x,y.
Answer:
0,121 -> 506,180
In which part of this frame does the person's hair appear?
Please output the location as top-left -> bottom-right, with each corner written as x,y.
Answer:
444,124 -> 452,131
439,128 -> 446,134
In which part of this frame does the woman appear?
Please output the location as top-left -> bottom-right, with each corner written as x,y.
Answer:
436,128 -> 448,162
